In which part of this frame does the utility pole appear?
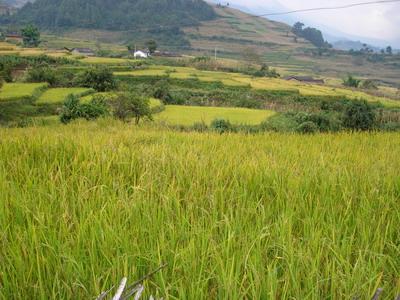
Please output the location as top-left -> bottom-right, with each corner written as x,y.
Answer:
214,47 -> 217,60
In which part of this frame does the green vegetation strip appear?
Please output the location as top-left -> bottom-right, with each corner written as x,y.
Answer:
0,125 -> 398,298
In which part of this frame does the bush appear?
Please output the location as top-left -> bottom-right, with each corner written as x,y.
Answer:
59,94 -> 108,124
210,119 -> 232,133
296,121 -> 319,134
343,75 -> 361,88
343,100 -> 376,131
361,79 -> 378,90
153,80 -> 173,104
26,67 -> 57,86
79,95 -> 109,121
74,67 -> 116,92
59,95 -> 81,124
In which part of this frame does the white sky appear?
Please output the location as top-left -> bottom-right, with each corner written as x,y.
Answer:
224,0 -> 400,47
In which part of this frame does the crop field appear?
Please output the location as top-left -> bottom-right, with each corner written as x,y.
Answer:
80,57 -> 132,64
79,93 -> 162,110
115,66 -> 400,107
0,123 -> 399,299
36,88 -> 95,104
0,83 -> 48,102
155,105 -> 275,125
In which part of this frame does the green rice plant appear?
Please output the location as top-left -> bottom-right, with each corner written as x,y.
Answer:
36,88 -> 95,104
155,105 -> 275,125
0,124 -> 399,299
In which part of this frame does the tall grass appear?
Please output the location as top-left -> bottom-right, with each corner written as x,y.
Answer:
0,121 -> 399,299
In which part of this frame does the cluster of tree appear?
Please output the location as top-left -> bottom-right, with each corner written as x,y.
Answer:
60,92 -> 152,125
20,24 -> 40,47
0,54 -> 77,82
342,75 -> 378,90
27,66 -> 116,91
350,44 -> 393,55
3,0 -> 216,30
292,22 -> 331,48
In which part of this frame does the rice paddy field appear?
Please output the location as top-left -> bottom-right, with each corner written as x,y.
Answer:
0,83 -> 48,102
155,105 -> 275,125
0,122 -> 399,299
115,66 -> 400,108
36,88 -> 95,104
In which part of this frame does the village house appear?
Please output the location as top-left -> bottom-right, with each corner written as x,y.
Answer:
71,48 -> 95,56
133,50 -> 149,59
5,33 -> 23,44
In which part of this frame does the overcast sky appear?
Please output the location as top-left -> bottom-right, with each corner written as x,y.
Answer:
222,0 -> 400,47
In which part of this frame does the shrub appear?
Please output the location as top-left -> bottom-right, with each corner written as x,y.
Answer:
153,80 -> 173,104
361,79 -> 378,90
26,67 -> 58,86
74,67 -> 116,92
79,95 -> 109,121
343,100 -> 376,131
59,95 -> 81,124
343,75 -> 361,88
59,94 -> 108,124
210,119 -> 232,134
297,121 -> 319,134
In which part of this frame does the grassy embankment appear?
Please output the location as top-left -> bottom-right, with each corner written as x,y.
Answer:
0,122 -> 399,299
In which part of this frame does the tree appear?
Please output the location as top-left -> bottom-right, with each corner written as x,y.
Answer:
386,46 -> 392,55
292,22 -> 304,36
112,92 -> 152,124
74,67 -> 116,92
292,22 -> 327,48
145,40 -> 157,54
21,25 -> 41,47
302,27 -> 325,48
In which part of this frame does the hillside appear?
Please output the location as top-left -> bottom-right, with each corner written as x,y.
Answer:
3,2 -> 400,86
7,0 -> 215,29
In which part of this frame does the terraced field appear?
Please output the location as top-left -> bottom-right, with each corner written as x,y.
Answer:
36,88 -> 95,104
155,105 -> 275,125
115,66 -> 400,107
0,83 -> 48,102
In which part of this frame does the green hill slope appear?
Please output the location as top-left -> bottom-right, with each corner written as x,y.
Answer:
8,0 -> 216,29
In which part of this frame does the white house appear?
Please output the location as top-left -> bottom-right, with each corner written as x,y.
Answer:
134,50 -> 149,59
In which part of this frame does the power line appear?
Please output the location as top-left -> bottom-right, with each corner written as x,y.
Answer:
243,0 -> 400,18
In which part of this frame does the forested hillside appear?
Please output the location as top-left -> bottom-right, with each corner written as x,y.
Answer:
5,0 -> 216,29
